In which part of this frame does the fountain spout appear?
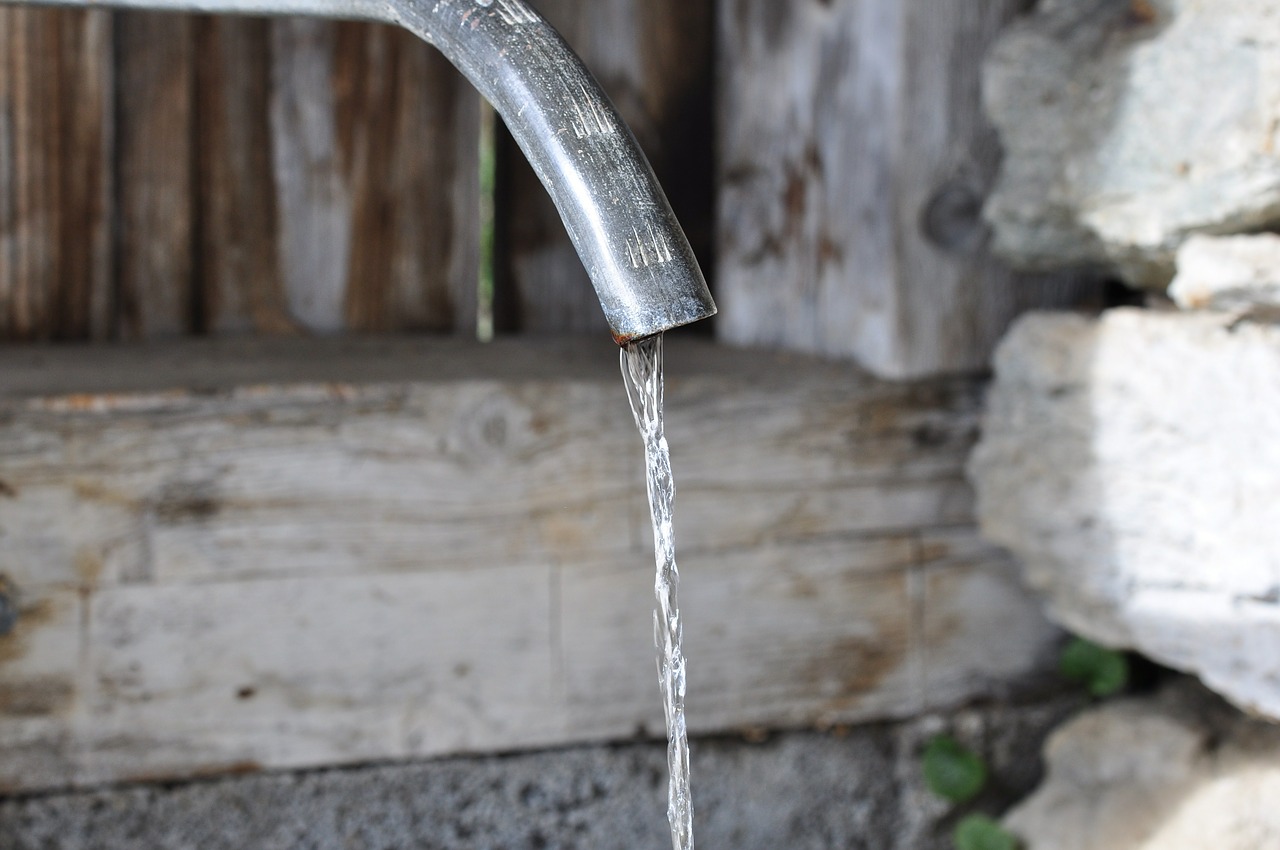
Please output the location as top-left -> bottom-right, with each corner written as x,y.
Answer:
8,0 -> 717,343
398,0 -> 718,343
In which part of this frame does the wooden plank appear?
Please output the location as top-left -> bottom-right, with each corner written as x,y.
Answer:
115,11 -> 197,338
659,369 -> 984,553
265,18 -> 480,333
716,0 -> 1097,379
561,537 -> 919,738
80,566 -> 559,784
0,337 -> 1058,790
0,340 -> 640,590
919,528 -> 1063,709
0,339 -> 982,589
0,590 -> 81,792
493,0 -> 714,335
0,7 -> 112,342
331,22 -> 479,333
2,12 -> 475,341
267,18 -> 348,333
195,15 -> 295,335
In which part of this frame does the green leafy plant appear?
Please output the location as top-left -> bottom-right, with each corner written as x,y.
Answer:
922,734 -> 987,804
1059,637 -> 1129,697
953,814 -> 1019,850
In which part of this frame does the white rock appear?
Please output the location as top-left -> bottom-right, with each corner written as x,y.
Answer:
1169,233 -> 1280,312
969,308 -> 1280,719
1004,685 -> 1280,850
983,0 -> 1280,288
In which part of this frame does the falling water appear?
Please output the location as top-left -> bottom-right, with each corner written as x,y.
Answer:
621,334 -> 693,850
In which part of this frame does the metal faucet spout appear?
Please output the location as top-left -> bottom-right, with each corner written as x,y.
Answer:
397,0 -> 718,344
5,0 -> 717,342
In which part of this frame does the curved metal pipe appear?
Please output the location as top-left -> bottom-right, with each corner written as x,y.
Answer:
6,0 -> 718,343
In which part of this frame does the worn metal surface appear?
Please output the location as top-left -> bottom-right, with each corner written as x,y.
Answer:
3,0 -> 717,341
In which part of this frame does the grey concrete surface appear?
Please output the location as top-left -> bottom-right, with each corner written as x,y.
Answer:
0,693 -> 1079,850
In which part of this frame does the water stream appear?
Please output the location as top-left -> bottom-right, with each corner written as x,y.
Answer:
621,334 -> 694,850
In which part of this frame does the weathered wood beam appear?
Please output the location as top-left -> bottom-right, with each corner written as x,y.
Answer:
0,338 -> 1059,791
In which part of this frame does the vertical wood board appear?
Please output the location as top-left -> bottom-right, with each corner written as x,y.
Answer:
273,20 -> 479,334
195,15 -> 294,335
115,10 -> 197,338
1,11 -> 478,340
716,0 -> 1097,378
0,7 -> 113,341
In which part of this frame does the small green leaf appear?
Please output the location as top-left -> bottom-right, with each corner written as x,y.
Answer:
953,814 -> 1019,850
1059,637 -> 1129,697
922,734 -> 987,803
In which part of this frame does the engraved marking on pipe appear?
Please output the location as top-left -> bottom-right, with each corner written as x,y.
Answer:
582,84 -> 611,135
624,224 -> 673,270
631,229 -> 648,267
493,0 -> 538,25
568,87 -> 612,139
647,222 -> 673,263
571,97 -> 591,139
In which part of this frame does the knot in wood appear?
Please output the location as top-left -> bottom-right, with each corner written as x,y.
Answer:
921,178 -> 987,255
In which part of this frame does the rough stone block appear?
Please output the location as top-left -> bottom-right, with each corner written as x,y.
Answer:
983,0 -> 1280,288
1004,682 -> 1280,850
969,308 -> 1280,718
1169,233 -> 1280,312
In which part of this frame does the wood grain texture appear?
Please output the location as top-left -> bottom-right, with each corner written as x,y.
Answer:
716,0 -> 1097,379
493,0 -> 714,335
333,22 -> 479,334
0,338 -> 1060,790
195,15 -> 295,335
273,21 -> 479,334
2,12 -> 477,341
115,11 -> 197,338
0,6 -> 113,341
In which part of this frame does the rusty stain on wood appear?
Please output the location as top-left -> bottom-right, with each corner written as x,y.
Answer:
1128,0 -> 1158,26
803,630 -> 910,714
0,674 -> 74,718
0,478 -> 16,498
120,760 -> 264,786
